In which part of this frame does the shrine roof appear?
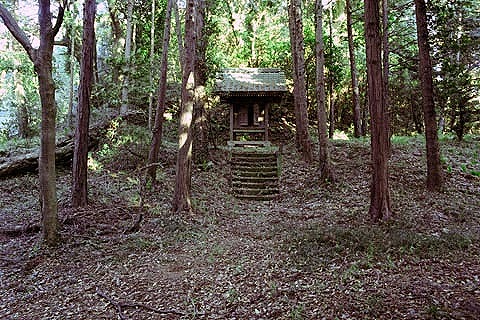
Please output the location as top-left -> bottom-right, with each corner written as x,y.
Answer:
214,68 -> 287,97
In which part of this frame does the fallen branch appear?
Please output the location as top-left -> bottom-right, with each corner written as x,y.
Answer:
0,223 -> 41,237
0,111 -> 142,178
96,288 -> 186,318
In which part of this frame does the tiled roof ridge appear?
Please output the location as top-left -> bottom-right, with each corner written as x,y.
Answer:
215,67 -> 287,94
220,67 -> 283,73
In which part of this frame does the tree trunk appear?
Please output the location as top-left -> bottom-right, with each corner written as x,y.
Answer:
147,0 -> 173,182
172,0 -> 195,213
37,1 -> 60,245
328,6 -> 335,139
120,0 -> 133,114
365,0 -> 392,222
174,0 -> 184,76
193,0 -> 209,164
414,0 -> 443,191
315,0 -> 334,182
382,0 -> 391,153
106,0 -> 122,83
346,0 -> 362,137
72,0 -> 96,208
68,31 -> 75,129
1,1 -> 65,245
148,0 -> 156,130
288,0 -> 313,163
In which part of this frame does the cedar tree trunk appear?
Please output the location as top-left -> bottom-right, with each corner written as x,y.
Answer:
288,0 -> 313,162
414,0 -> 443,191
120,0 -> 133,114
315,0 -> 334,181
72,0 -> 96,207
346,0 -> 362,137
382,0 -> 391,153
0,1 -> 65,245
365,0 -> 392,222
193,0 -> 209,164
172,0 -> 195,213
147,0 -> 173,182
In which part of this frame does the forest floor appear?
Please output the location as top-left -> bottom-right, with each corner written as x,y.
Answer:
1,130 -> 479,319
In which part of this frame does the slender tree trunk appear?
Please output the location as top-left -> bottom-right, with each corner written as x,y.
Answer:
193,0 -> 209,164
328,6 -> 335,139
315,0 -> 334,181
106,0 -> 122,82
120,0 -> 133,114
147,0 -> 173,182
72,0 -> 96,208
346,0 -> 362,137
382,0 -> 391,152
68,32 -> 75,129
414,0 -> 443,191
365,0 -> 392,222
148,0 -> 156,130
172,0 -> 195,213
288,2 -> 300,149
174,0 -> 184,76
288,0 -> 313,162
1,1 -> 65,245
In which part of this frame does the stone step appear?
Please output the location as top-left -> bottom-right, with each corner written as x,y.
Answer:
234,187 -> 279,196
232,171 -> 278,178
231,159 -> 278,165
231,156 -> 278,163
230,145 -> 280,201
234,194 -> 279,201
232,165 -> 278,172
232,176 -> 279,183
232,181 -> 278,188
231,149 -> 276,155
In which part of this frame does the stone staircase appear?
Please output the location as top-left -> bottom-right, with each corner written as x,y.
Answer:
230,144 -> 280,200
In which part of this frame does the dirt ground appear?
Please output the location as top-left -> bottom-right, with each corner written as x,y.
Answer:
1,137 -> 479,319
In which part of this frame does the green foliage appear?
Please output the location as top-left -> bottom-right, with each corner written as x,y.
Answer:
429,0 -> 480,140
95,120 -> 151,171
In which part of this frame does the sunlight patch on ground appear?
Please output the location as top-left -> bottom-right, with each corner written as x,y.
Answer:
88,153 -> 103,171
333,131 -> 350,141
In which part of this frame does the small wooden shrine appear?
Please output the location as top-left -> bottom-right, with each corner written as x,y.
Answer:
214,68 -> 287,144
214,68 -> 286,200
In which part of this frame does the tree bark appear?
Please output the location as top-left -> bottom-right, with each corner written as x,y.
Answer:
147,0 -> 173,182
172,0 -> 195,213
414,0 -> 443,191
328,6 -> 335,139
120,0 -> 133,114
1,1 -> 66,245
68,31 -> 75,129
193,0 -> 209,164
365,0 -> 392,222
106,0 -> 122,83
173,0 -> 184,76
288,0 -> 313,163
72,0 -> 96,208
315,0 -> 334,182
382,0 -> 391,153
148,0 -> 156,130
346,0 -> 362,137
37,0 -> 60,245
